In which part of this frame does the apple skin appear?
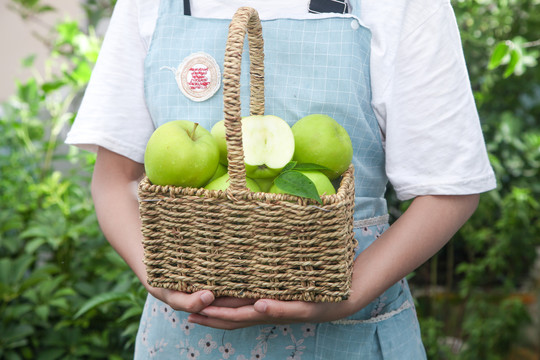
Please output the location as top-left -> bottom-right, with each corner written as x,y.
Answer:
204,173 -> 261,192
206,163 -> 227,184
244,163 -> 282,179
291,114 -> 353,180
269,170 -> 336,196
253,177 -> 275,192
144,120 -> 220,188
210,120 -> 228,165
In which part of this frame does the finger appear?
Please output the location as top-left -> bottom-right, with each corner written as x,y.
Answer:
199,304 -> 259,320
211,297 -> 257,308
256,300 -> 353,323
188,313 -> 256,330
253,300 -> 314,321
163,289 -> 215,313
198,301 -> 310,324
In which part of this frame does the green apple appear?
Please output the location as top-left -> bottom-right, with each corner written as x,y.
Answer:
144,120 -> 220,188
211,115 -> 295,179
204,173 -> 261,192
242,115 -> 295,179
253,177 -> 275,192
206,163 -> 227,184
269,170 -> 336,196
210,120 -> 228,165
291,114 -> 353,180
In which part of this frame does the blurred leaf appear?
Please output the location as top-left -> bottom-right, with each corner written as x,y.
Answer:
488,41 -> 509,69
74,292 -> 133,319
37,348 -> 65,360
117,306 -> 142,323
41,80 -> 66,93
37,4 -> 54,13
35,304 -> 50,321
504,48 -> 521,78
0,324 -> 34,349
21,54 -> 36,68
0,255 -> 34,287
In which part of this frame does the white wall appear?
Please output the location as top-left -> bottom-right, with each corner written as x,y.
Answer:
0,0 -> 83,101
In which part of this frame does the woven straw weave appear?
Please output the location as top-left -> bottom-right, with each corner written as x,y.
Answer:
138,7 -> 357,302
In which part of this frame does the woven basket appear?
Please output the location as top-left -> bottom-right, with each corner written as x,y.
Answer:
138,7 -> 357,302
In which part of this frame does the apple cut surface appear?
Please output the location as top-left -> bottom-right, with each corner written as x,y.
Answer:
242,115 -> 295,179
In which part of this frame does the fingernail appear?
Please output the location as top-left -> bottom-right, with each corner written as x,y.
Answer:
254,301 -> 268,313
200,291 -> 214,305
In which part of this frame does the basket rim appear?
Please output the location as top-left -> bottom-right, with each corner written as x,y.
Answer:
139,164 -> 355,207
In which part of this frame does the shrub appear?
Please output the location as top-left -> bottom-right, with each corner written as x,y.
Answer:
0,13 -> 144,359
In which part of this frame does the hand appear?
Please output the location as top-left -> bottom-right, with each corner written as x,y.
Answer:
146,287 -> 216,314
187,297 -> 357,330
147,287 -> 258,314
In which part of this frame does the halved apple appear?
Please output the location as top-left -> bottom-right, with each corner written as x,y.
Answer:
242,115 -> 295,179
211,115 -> 295,179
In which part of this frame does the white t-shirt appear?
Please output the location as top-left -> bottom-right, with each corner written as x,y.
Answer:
65,0 -> 496,200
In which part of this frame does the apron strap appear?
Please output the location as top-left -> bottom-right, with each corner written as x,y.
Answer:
183,0 -> 191,16
309,0 -> 351,14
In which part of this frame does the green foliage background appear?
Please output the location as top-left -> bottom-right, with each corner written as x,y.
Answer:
0,0 -> 538,359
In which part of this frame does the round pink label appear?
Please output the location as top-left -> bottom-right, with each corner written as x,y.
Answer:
162,52 -> 221,102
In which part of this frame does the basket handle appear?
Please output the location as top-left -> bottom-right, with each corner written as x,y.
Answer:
223,7 -> 265,195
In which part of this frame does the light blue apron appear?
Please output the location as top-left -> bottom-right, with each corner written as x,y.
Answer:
136,1 -> 426,358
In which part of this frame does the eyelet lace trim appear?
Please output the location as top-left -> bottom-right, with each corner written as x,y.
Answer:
330,300 -> 413,325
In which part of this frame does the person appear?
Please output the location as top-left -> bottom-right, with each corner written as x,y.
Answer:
66,0 -> 496,358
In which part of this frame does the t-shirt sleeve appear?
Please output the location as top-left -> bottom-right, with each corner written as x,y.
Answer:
65,0 -> 154,164
376,1 -> 496,200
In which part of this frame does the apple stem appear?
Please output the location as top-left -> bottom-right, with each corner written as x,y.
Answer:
189,122 -> 199,140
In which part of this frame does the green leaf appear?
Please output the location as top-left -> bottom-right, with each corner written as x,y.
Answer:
0,255 -> 34,285
37,4 -> 55,13
37,348 -> 65,360
1,324 -> 34,349
24,238 -> 46,254
73,292 -> 132,319
54,287 -> 77,298
55,21 -> 79,43
282,161 -> 297,172
274,170 -> 322,204
21,54 -> 36,68
291,163 -> 331,172
16,0 -> 39,8
116,306 -> 143,323
488,42 -> 509,70
35,304 -> 50,321
41,80 -> 66,93
503,48 -> 521,78
109,356 -> 126,360
19,270 -> 49,293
